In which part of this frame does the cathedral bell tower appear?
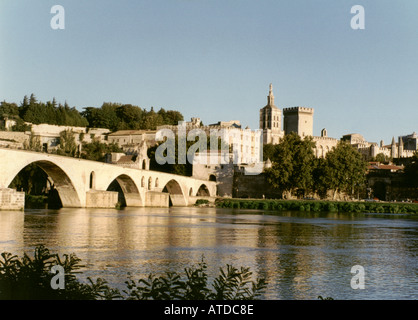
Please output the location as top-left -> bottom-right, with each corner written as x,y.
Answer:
259,84 -> 283,144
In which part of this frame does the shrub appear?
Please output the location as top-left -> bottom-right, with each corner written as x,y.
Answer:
0,245 -> 267,300
232,201 -> 240,209
195,199 -> 209,206
342,202 -> 354,213
311,202 -> 321,212
0,245 -> 120,300
326,203 -> 337,212
124,259 -> 267,300
375,206 -> 385,213
356,204 -> 366,213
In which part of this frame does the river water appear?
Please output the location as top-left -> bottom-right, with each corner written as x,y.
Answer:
0,207 -> 417,300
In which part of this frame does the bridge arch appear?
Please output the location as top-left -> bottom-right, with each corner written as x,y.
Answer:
106,174 -> 142,207
162,179 -> 187,207
8,160 -> 82,208
196,183 -> 210,197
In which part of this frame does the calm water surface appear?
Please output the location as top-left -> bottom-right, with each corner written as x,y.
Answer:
0,207 -> 417,300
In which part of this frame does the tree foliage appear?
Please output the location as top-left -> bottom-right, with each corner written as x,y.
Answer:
81,103 -> 184,131
0,95 -> 184,132
264,132 -> 316,196
19,94 -> 88,127
80,140 -> 122,162
23,131 -> 43,152
319,141 -> 367,199
0,101 -> 19,118
265,135 -> 368,199
57,129 -> 78,157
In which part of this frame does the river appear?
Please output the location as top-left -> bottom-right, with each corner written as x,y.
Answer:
0,207 -> 417,300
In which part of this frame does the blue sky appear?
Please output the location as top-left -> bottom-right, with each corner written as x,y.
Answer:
1,0 -> 417,144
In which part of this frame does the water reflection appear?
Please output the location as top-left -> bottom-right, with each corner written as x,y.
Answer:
0,207 -> 417,299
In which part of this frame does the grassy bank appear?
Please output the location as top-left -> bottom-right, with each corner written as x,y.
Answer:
215,198 -> 418,214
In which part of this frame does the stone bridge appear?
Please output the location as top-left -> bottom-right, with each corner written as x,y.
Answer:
0,148 -> 216,209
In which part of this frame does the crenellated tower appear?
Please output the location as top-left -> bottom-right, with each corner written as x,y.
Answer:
283,106 -> 314,137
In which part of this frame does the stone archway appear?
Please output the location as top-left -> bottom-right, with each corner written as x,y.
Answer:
196,184 -> 210,197
162,179 -> 186,207
107,174 -> 142,207
8,160 -> 82,208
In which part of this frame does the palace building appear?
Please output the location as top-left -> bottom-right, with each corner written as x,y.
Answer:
259,84 -> 338,158
259,84 -> 417,160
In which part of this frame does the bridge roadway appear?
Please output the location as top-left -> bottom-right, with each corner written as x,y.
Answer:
0,147 -> 216,209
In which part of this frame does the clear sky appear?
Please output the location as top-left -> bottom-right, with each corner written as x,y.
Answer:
1,0 -> 417,144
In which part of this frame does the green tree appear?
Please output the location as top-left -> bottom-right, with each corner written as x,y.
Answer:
374,153 -> 387,163
57,129 -> 78,157
17,94 -> 88,127
264,132 -> 316,197
23,131 -> 42,152
140,106 -> 164,130
0,101 -> 19,118
262,143 -> 279,162
115,104 -> 144,130
162,109 -> 184,125
81,140 -> 122,162
321,141 -> 367,199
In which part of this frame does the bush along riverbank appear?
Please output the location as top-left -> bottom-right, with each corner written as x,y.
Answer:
0,245 -> 267,300
215,198 -> 418,214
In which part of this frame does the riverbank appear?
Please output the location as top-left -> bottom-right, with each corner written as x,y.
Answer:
215,198 -> 418,214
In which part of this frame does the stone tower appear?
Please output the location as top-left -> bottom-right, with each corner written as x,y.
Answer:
283,106 -> 314,137
398,136 -> 404,158
259,84 -> 283,144
391,137 -> 397,159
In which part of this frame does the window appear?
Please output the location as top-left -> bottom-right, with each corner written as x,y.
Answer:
89,172 -> 95,189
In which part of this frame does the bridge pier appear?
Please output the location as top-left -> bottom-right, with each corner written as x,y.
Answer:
0,188 -> 25,211
86,190 -> 118,208
168,194 -> 188,207
124,193 -> 144,207
146,191 -> 169,207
